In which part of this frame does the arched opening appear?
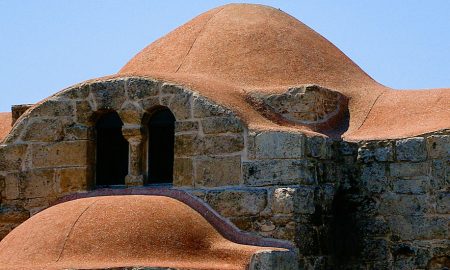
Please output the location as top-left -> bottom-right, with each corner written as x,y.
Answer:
95,112 -> 129,186
147,108 -> 175,184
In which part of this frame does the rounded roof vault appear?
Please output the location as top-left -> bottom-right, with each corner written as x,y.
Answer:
0,195 -> 278,270
2,4 -> 449,142
118,3 -> 450,140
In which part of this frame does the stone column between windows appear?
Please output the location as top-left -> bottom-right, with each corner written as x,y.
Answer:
122,125 -> 144,186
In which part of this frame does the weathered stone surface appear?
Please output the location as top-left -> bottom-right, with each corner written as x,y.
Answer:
379,193 -> 432,215
0,205 -> 29,223
249,250 -> 299,270
374,144 -> 394,162
194,156 -> 241,187
57,167 -> 88,194
317,162 -> 338,183
360,163 -> 388,193
174,134 -> 198,156
28,100 -> 74,118
200,134 -> 244,155
172,158 -> 193,187
338,141 -> 358,156
271,186 -> 315,215
119,102 -> 143,124
243,159 -> 316,186
160,83 -> 184,95
306,136 -> 333,159
22,118 -> 66,142
174,134 -> 244,157
75,100 -> 94,125
359,217 -> 389,236
0,206 -> 30,239
396,137 -> 427,162
20,169 -> 56,198
205,188 -> 267,217
249,132 -> 304,159
140,97 -> 160,111
0,144 -> 27,171
31,141 -> 90,168
22,197 -> 53,216
193,97 -> 229,118
64,124 -> 93,141
260,85 -> 342,123
167,91 -> 191,120
388,215 -> 449,240
90,80 -> 126,110
58,84 -> 90,100
358,141 -> 394,163
389,162 -> 429,178
271,188 -> 296,215
436,192 -> 450,214
360,239 -> 389,261
3,173 -> 20,200
175,121 -> 198,133
11,105 -> 33,127
201,117 -> 243,134
426,135 -> 450,159
393,178 -> 430,194
126,78 -> 159,100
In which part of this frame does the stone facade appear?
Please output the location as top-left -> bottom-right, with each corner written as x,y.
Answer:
0,77 -> 448,269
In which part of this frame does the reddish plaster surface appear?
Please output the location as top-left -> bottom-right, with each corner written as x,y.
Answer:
118,3 -> 450,141
0,195 -> 286,270
0,112 -> 11,142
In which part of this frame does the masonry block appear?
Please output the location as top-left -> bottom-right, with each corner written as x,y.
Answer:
243,159 -> 316,186
395,137 -> 427,162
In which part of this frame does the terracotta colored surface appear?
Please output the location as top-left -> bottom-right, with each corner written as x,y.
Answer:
0,112 -> 11,142
117,3 -> 449,141
53,188 -> 295,250
0,195 -> 284,270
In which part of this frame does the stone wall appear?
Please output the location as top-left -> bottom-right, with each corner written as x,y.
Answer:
0,77 -> 247,238
186,133 -> 348,269
335,133 -> 449,269
0,76 -> 448,270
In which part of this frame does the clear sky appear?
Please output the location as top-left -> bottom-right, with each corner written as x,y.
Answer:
0,1 -> 449,112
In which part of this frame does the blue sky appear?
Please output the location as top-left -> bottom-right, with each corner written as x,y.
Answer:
0,1 -> 449,112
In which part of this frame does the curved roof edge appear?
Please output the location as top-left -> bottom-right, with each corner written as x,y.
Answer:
54,188 -> 295,250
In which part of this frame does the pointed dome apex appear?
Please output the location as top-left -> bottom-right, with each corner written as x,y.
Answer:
119,3 -> 376,91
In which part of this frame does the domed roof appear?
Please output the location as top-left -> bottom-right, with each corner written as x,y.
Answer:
117,3 -> 450,140
0,112 -> 11,141
0,195 -> 275,270
119,4 -> 377,92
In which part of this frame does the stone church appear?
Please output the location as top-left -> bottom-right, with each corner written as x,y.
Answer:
0,3 -> 448,270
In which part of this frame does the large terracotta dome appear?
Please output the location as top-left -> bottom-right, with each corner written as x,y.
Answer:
119,3 -> 450,140
0,195 -> 282,270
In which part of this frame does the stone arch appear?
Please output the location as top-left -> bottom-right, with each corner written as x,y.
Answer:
0,77 -> 247,210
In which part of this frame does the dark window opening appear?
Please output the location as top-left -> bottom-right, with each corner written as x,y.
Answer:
147,108 -> 175,184
95,112 -> 129,186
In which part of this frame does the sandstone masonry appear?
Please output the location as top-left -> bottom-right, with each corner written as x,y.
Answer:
0,77 -> 448,270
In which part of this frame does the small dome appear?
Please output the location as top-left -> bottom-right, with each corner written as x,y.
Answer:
0,195 -> 270,270
118,3 -> 450,140
119,4 -> 376,91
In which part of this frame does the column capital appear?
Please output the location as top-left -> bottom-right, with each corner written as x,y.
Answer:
122,125 -> 143,142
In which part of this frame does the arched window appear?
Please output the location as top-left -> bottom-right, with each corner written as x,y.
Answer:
147,108 -> 175,184
95,112 -> 129,186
